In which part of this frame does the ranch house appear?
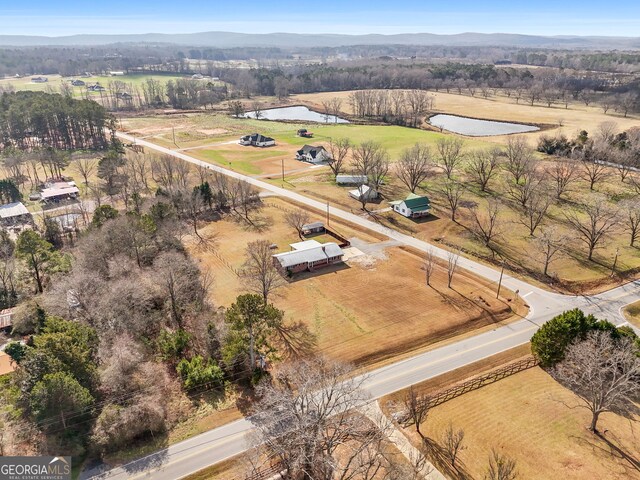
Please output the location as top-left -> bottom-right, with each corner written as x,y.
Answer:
0,202 -> 32,226
272,240 -> 344,275
390,193 -> 431,218
296,145 -> 332,164
239,133 -> 276,147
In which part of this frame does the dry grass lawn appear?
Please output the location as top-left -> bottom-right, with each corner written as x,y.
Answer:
396,367 -> 640,480
186,198 -> 523,367
623,301 -> 640,329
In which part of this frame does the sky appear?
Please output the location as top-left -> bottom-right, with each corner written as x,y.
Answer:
1,0 -> 639,37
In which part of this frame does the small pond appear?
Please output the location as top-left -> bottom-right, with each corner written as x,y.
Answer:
243,105 -> 350,123
428,114 -> 539,136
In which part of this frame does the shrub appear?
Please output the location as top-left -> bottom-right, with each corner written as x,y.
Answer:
176,355 -> 224,391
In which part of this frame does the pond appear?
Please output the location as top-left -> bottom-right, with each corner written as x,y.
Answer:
243,105 -> 350,123
428,114 -> 539,136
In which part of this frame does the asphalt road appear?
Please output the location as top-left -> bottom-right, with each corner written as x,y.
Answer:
80,133 -> 640,480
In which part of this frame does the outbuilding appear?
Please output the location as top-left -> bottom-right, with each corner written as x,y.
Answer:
336,174 -> 368,185
301,221 -> 325,235
349,185 -> 378,202
0,202 -> 32,226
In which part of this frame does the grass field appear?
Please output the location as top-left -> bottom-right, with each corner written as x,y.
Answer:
388,367 -> 640,480
186,198 -> 524,367
293,89 -> 640,145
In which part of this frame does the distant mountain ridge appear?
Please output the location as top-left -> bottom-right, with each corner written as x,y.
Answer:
0,31 -> 639,49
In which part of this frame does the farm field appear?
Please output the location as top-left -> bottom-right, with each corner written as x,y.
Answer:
385,366 -> 640,480
293,89 -> 640,145
186,197 -> 524,367
0,73 -> 190,97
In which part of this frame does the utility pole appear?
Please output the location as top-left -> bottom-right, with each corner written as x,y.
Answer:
281,159 -> 285,185
172,126 -> 178,148
496,260 -> 505,299
326,201 -> 330,226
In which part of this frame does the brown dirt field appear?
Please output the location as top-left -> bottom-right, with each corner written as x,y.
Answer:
293,90 -> 640,145
187,198 -> 522,367
395,367 -> 640,480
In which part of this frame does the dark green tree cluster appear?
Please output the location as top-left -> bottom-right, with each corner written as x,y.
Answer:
0,91 -> 114,151
531,308 -> 636,366
0,179 -> 21,203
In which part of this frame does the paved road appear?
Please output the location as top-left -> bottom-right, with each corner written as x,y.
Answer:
81,133 -> 640,480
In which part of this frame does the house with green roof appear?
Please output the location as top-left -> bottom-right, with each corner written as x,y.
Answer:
390,193 -> 431,219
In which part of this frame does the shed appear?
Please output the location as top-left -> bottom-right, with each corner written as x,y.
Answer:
302,221 -> 325,235
336,174 -> 368,185
349,185 -> 378,202
0,202 -> 32,225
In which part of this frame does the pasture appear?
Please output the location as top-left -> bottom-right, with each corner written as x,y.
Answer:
386,366 -> 639,480
293,89 -> 640,145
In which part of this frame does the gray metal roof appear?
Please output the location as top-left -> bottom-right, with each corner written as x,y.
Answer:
273,242 -> 343,268
0,202 -> 29,219
302,221 -> 324,230
336,174 -> 368,184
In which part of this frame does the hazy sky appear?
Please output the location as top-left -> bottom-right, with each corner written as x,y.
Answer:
1,1 -> 639,37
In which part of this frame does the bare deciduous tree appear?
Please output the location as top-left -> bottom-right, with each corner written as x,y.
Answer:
519,188 -> 552,236
241,240 -> 284,302
470,200 -> 501,255
440,180 -> 464,222
504,137 -> 536,185
424,248 -> 436,287
620,198 -> 640,247
552,331 -> 640,432
396,143 -> 432,193
575,145 -> 610,191
547,157 -> 578,200
73,155 -> 98,186
466,148 -> 500,192
284,208 -> 311,240
326,137 -> 351,178
534,227 -> 565,277
352,141 -> 389,210
402,386 -> 431,439
447,249 -> 460,288
251,101 -> 263,120
485,449 -> 518,480
250,357 -> 395,480
442,423 -> 465,469
436,137 -> 465,179
564,197 -> 618,261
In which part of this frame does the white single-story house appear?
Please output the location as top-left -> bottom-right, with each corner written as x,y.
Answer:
336,174 -> 368,185
390,193 -> 431,218
239,133 -> 276,147
41,182 -> 79,204
349,185 -> 378,202
31,77 -> 48,83
272,240 -> 344,275
109,71 -> 125,76
296,145 -> 332,164
0,202 -> 32,226
301,221 -> 325,235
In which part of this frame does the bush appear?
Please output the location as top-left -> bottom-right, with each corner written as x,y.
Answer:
157,328 -> 191,362
531,309 -> 618,366
176,355 -> 224,391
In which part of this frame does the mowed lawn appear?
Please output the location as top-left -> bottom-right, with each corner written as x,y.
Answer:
186,198 -> 523,367
398,367 -> 639,480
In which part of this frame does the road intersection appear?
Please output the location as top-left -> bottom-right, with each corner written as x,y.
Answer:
81,133 -> 640,479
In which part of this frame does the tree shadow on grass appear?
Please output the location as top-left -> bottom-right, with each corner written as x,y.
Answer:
421,436 -> 474,480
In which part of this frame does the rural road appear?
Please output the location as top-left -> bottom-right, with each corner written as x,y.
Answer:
81,133 -> 640,480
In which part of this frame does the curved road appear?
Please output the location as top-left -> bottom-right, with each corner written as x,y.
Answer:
81,133 -> 640,480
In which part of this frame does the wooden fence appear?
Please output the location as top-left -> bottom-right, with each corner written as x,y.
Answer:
399,356 -> 539,426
